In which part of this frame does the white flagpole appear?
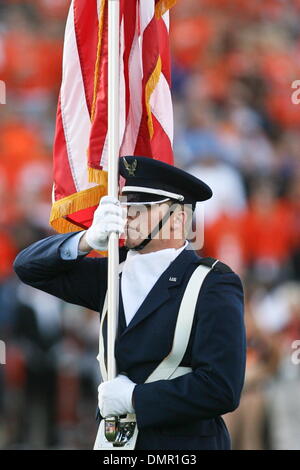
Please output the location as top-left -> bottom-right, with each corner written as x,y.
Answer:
107,0 -> 120,381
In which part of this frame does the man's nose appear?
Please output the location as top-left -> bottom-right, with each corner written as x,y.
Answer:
126,207 -> 142,221
125,207 -> 133,220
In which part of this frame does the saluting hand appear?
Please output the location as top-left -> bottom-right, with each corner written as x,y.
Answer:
85,196 -> 125,251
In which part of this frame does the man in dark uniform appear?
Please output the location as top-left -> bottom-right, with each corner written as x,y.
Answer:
13,156 -> 246,450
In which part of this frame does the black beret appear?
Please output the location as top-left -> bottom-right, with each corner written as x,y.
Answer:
119,156 -> 212,204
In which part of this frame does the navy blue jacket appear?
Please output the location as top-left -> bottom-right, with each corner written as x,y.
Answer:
13,232 -> 246,450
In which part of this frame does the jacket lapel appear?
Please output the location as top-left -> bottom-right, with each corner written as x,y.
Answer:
119,246 -> 200,337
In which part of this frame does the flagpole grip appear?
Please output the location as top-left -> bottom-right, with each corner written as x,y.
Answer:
107,0 -> 120,381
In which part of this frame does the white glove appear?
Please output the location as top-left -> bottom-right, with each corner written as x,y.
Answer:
98,374 -> 136,418
86,196 -> 125,251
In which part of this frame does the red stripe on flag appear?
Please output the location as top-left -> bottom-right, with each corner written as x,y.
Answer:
73,0 -> 99,116
133,15 -> 173,161
88,1 -> 109,168
53,97 -> 77,199
151,113 -> 173,163
157,18 -> 171,86
142,18 -> 160,86
134,111 -> 156,157
133,18 -> 160,155
122,0 -> 137,120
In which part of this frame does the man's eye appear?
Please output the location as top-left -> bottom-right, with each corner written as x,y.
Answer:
125,195 -> 141,203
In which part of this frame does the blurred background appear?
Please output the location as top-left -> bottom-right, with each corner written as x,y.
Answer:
0,0 -> 300,450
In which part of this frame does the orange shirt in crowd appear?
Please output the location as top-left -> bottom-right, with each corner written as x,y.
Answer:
1,30 -> 62,93
0,120 -> 50,188
242,199 -> 295,264
170,15 -> 214,69
203,197 -> 296,273
204,213 -> 247,276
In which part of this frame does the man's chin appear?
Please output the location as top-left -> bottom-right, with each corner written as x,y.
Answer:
124,236 -> 143,249
124,227 -> 145,248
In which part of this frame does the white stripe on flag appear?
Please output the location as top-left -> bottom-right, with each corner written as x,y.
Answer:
150,72 -> 174,144
60,2 -> 95,191
139,1 -> 155,34
162,11 -> 170,31
120,26 -> 143,155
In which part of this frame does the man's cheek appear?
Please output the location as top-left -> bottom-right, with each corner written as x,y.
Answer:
133,215 -> 148,232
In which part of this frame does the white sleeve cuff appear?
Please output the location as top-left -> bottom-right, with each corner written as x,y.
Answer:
60,231 -> 87,260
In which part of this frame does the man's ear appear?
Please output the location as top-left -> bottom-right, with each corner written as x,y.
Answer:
171,206 -> 186,233
176,209 -> 186,226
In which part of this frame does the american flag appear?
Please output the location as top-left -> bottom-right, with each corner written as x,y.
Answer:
50,0 -> 176,233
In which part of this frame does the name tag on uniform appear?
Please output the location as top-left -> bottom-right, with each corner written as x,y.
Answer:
169,277 -> 177,282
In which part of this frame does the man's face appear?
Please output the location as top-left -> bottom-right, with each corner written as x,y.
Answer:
123,202 -> 171,250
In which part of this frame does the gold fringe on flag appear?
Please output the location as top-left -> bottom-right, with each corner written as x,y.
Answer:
49,185 -> 107,234
88,167 -> 108,185
155,0 -> 177,18
145,55 -> 162,139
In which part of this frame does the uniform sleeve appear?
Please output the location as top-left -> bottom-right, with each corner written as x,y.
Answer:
13,232 -> 108,312
132,269 -> 246,429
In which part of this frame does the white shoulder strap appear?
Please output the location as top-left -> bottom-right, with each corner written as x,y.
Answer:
145,261 -> 217,383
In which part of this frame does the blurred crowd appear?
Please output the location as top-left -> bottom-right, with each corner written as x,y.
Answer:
0,0 -> 300,450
